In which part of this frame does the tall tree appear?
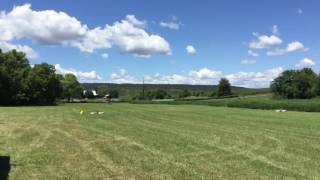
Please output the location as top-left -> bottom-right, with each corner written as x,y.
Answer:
0,50 -> 30,105
217,78 -> 232,97
22,63 -> 62,104
96,85 -> 109,97
61,74 -> 83,102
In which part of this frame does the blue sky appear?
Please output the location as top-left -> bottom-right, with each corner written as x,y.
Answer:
0,0 -> 319,88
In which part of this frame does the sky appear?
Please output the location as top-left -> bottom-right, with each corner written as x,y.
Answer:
0,0 -> 319,88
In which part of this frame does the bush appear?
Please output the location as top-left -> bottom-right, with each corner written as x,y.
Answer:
155,89 -> 168,99
109,89 -> 119,98
271,68 -> 318,99
179,89 -> 191,98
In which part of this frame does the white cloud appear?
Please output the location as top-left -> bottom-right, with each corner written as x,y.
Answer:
297,9 -> 303,14
109,68 -> 138,83
104,15 -> 171,58
73,15 -> 172,57
71,27 -> 112,53
107,67 -> 284,88
267,41 -> 308,56
101,53 -> 109,59
226,67 -> 284,88
153,74 -> 189,84
0,4 -> 87,44
241,59 -> 256,65
186,45 -> 197,55
272,25 -> 279,35
295,58 -> 315,68
125,15 -> 147,28
189,68 -> 222,79
0,4 -> 171,58
54,64 -> 102,82
0,41 -> 38,59
159,21 -> 180,30
249,35 -> 282,49
248,50 -> 259,57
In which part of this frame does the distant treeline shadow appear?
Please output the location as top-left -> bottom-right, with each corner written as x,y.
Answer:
0,156 -> 10,180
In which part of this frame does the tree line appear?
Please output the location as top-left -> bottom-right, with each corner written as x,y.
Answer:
0,50 -> 84,105
2,49 -> 319,106
271,68 -> 320,99
0,49 -> 234,105
0,49 -> 122,105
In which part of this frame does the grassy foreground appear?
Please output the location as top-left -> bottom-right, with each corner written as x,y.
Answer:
0,103 -> 320,179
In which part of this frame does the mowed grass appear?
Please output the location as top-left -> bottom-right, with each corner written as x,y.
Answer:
0,103 -> 320,179
134,95 -> 320,112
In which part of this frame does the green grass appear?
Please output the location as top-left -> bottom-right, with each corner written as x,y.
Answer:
1,103 -> 320,179
133,95 -> 320,112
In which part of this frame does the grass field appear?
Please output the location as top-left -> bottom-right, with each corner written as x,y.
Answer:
1,103 -> 320,179
134,95 -> 320,112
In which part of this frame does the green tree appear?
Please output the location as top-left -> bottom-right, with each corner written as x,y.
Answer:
61,74 -> 83,102
271,68 -> 318,99
179,89 -> 191,98
145,91 -> 154,100
0,50 -> 30,105
84,90 -> 95,99
0,49 -> 65,105
109,89 -> 119,98
22,63 -> 62,104
155,89 -> 167,99
96,85 -> 109,97
217,78 -> 232,97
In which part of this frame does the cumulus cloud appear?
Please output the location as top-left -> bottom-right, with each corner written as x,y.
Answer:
295,58 -> 315,68
149,74 -> 189,84
189,68 -> 222,79
107,67 -> 284,88
249,35 -> 282,49
0,4 -> 171,58
226,67 -> 283,88
0,41 -> 38,58
101,53 -> 109,59
106,17 -> 171,58
0,4 -> 87,44
109,67 -> 284,88
72,14 -> 171,57
71,27 -> 112,53
186,45 -> 197,55
241,59 -> 256,65
109,68 -> 139,83
125,15 -> 147,28
248,50 -> 259,57
55,64 -> 102,81
267,41 -> 308,56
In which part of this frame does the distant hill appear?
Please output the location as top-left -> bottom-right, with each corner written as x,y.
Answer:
82,83 -> 270,98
